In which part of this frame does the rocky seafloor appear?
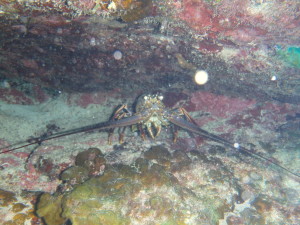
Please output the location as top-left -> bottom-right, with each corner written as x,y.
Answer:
0,88 -> 299,225
0,0 -> 300,224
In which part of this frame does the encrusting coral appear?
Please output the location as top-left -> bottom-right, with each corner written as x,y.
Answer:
34,145 -> 300,225
36,146 -> 236,224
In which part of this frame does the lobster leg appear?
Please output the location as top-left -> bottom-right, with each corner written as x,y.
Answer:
108,104 -> 132,144
118,126 -> 127,144
146,123 -> 155,139
177,107 -> 199,126
172,125 -> 179,143
172,108 -> 198,140
154,123 -> 162,138
138,124 -> 146,141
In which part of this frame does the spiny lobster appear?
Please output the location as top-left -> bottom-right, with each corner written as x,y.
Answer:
1,93 -> 299,178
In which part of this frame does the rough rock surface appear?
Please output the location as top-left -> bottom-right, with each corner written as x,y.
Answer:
36,147 -> 300,225
0,1 -> 300,224
0,0 -> 300,102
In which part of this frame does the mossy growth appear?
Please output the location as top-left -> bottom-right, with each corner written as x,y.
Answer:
277,46 -> 300,68
0,190 -> 40,224
60,166 -> 89,183
204,0 -> 223,5
12,203 -> 27,213
36,146 -> 239,224
112,0 -> 153,22
252,195 -> 272,214
0,189 -> 17,207
36,193 -> 66,225
91,0 -> 153,22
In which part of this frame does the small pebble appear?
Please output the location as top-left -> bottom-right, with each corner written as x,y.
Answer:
242,175 -> 251,184
57,28 -> 63,34
249,172 -> 262,181
1,80 -> 10,88
90,37 -> 96,46
241,190 -> 256,202
282,188 -> 299,204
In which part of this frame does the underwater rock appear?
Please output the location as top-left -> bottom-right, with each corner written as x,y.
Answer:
36,146 -> 240,224
143,145 -> 172,167
75,147 -> 104,166
0,0 -> 300,103
116,0 -> 153,22
11,203 -> 27,213
75,147 -> 106,176
241,190 -> 256,202
60,166 -> 89,184
240,208 -> 264,225
252,195 -> 272,214
226,215 -> 244,225
35,157 -> 58,180
0,190 -> 41,224
281,188 -> 299,205
36,193 -> 66,225
143,145 -> 171,160
0,189 -> 17,207
35,145 -> 300,224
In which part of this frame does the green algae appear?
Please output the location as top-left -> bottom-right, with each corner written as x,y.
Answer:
0,189 -> 17,207
36,193 -> 66,225
277,46 -> 300,68
60,166 -> 89,183
35,146 -> 259,225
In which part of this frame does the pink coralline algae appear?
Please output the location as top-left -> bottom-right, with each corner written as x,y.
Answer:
0,88 -> 34,105
69,92 -> 108,108
184,91 -> 299,139
21,59 -> 39,70
67,89 -> 122,108
178,0 -> 300,45
0,85 -> 50,105
0,157 -> 21,168
186,91 -> 257,118
179,0 -> 215,34
16,170 -> 60,193
228,101 -> 296,130
224,27 -> 267,43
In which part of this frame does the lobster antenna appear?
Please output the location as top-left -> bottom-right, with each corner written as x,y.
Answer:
199,131 -> 300,178
169,117 -> 300,179
0,115 -> 145,155
0,121 -> 110,155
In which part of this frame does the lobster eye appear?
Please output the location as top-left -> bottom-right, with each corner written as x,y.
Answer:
158,95 -> 164,100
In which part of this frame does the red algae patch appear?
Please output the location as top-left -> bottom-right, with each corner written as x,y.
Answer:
187,91 -> 256,118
